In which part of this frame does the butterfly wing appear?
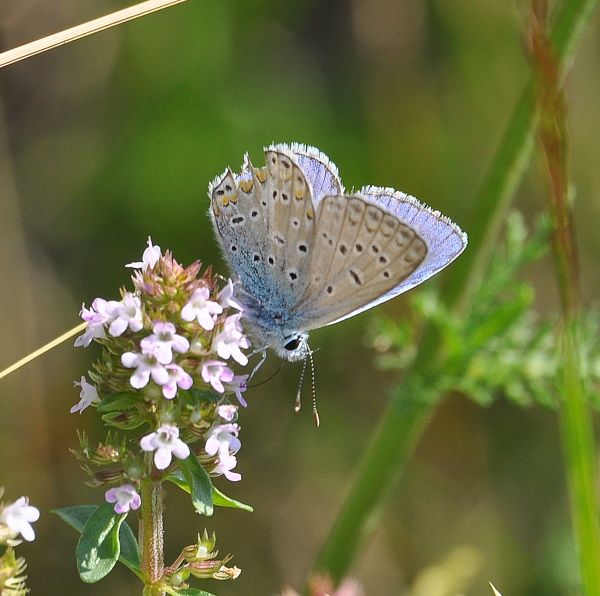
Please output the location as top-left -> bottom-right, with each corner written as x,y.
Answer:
209,146 -> 320,311
290,187 -> 467,330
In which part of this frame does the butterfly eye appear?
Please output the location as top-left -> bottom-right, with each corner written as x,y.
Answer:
284,337 -> 301,351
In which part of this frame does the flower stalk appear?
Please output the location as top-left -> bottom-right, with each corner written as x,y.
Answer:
140,477 -> 165,593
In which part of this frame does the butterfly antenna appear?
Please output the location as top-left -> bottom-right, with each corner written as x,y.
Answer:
248,361 -> 283,389
295,356 -> 308,414
308,348 -> 319,427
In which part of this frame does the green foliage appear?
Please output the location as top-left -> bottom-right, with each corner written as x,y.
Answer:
178,455 -> 214,516
74,503 -> 130,583
371,212 -> 600,409
167,471 -> 253,512
54,505 -> 141,578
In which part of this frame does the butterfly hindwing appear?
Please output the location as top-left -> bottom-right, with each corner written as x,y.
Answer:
292,194 -> 428,330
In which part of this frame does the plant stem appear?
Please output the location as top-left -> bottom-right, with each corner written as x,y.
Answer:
531,1 -> 600,592
140,478 -> 165,595
312,0 -> 598,584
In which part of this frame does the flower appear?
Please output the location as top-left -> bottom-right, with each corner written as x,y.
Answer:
71,376 -> 101,413
126,236 -> 161,271
140,424 -> 190,470
181,287 -> 223,330
205,423 -> 241,460
162,364 -> 193,399
212,314 -> 250,365
140,321 -> 189,364
121,346 -> 169,389
212,452 -> 241,482
218,279 -> 244,311
109,293 -> 144,336
201,360 -> 234,393
217,405 -> 238,421
223,374 -> 249,408
0,497 -> 40,542
74,298 -> 119,347
105,484 -> 141,514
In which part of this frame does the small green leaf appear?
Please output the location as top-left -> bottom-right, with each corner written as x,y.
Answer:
97,392 -> 139,413
55,505 -> 141,575
75,503 -> 126,582
101,410 -> 146,430
212,486 -> 253,512
167,470 -> 253,512
178,455 -> 213,516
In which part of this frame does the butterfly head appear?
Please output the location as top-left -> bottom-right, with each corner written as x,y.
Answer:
274,332 -> 310,362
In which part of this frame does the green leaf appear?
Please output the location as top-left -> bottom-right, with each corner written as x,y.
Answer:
101,410 -> 147,430
212,486 -> 253,512
178,455 -> 213,516
97,392 -> 139,413
55,504 -> 141,579
166,471 -> 253,512
75,503 -> 126,583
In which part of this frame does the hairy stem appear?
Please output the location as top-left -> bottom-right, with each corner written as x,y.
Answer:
140,478 -> 165,595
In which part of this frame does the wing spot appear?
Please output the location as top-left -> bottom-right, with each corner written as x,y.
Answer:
289,271 -> 298,281
251,210 -> 259,218
327,286 -> 334,294
292,218 -> 300,227
273,190 -> 277,199
340,244 -> 347,255
371,245 -> 380,254
272,156 -> 276,164
216,189 -> 225,196
253,254 -> 261,262
282,160 -> 291,169
355,243 -> 363,252
383,271 -> 390,279
225,184 -> 232,191
268,256 -> 275,265
282,193 -> 288,201
231,244 -> 238,252
262,201 -> 267,206
298,244 -> 308,253
274,234 -> 285,245
349,270 -> 362,286
379,255 -> 388,264
232,216 -> 244,225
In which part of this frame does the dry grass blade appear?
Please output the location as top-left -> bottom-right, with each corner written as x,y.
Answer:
0,0 -> 190,69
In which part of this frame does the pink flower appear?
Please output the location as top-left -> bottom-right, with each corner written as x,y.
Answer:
109,293 -> 144,336
224,374 -> 249,407
0,497 -> 40,542
121,346 -> 169,389
105,484 -> 141,514
181,287 -> 223,330
71,376 -> 101,413
205,423 -> 241,459
126,236 -> 161,271
212,452 -> 241,482
201,360 -> 234,393
140,424 -> 190,470
217,404 -> 238,421
74,298 -> 119,347
218,279 -> 244,311
162,364 -> 193,399
212,314 -> 250,365
140,321 -> 190,364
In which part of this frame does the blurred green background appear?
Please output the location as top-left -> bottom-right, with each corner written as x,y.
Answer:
1,1 -> 600,594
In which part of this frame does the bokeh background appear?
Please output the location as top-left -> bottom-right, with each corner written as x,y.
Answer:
1,1 -> 600,594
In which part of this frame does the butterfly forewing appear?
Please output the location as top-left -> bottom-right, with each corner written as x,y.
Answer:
210,148 -> 319,311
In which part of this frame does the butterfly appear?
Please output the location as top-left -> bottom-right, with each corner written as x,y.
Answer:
208,143 -> 467,362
